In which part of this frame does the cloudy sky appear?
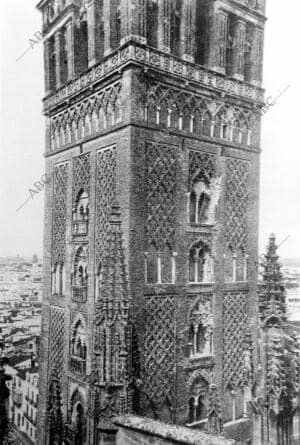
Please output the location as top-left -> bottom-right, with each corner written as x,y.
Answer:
0,1 -> 299,259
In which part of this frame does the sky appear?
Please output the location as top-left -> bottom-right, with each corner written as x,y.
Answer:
0,1 -> 299,259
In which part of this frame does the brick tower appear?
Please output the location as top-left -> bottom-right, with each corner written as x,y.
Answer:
36,1 -> 266,444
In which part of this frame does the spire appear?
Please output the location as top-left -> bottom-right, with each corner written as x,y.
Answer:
259,234 -> 287,326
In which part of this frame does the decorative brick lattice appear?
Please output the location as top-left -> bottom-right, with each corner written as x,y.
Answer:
143,295 -> 176,407
72,153 -> 90,204
52,163 -> 68,264
145,142 -> 177,250
145,82 -> 259,146
225,158 -> 249,251
189,150 -> 216,187
49,306 -> 65,380
95,147 -> 116,265
51,81 -> 122,150
223,292 -> 247,390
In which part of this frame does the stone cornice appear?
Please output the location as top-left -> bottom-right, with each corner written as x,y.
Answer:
43,41 -> 265,114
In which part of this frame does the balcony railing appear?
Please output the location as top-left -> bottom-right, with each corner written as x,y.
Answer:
69,356 -> 86,376
72,286 -> 87,303
12,389 -> 23,406
72,220 -> 88,236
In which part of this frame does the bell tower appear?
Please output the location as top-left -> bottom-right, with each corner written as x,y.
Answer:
37,1 -> 266,443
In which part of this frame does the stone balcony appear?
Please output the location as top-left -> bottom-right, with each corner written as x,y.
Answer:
71,285 -> 87,303
43,41 -> 264,113
69,355 -> 86,376
72,220 -> 88,236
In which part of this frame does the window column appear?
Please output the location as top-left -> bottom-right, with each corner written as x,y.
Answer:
249,27 -> 264,85
180,0 -> 196,62
87,0 -> 104,67
54,30 -> 63,89
44,39 -> 52,95
65,20 -> 75,81
157,0 -> 171,52
231,19 -> 246,80
121,0 -> 147,44
207,9 -> 228,73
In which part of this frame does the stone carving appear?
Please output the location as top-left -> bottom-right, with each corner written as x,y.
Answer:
145,141 -> 177,251
52,163 -> 68,264
49,305 -> 65,380
50,82 -> 122,150
93,203 -> 131,426
69,313 -> 87,377
43,42 -> 264,111
207,384 -> 223,436
225,158 -> 250,252
95,147 -> 117,267
188,298 -> 214,350
188,150 -> 221,226
65,387 -> 87,444
143,295 -> 176,410
146,82 -> 259,146
189,151 -> 217,187
223,292 -> 248,390
46,369 -> 64,445
72,153 -> 90,206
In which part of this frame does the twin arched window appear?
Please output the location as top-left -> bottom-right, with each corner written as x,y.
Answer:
189,243 -> 213,283
72,247 -> 88,287
224,247 -> 248,282
73,190 -> 89,236
145,245 -> 176,284
189,394 -> 207,424
189,179 -> 215,225
71,319 -> 87,360
188,323 -> 208,356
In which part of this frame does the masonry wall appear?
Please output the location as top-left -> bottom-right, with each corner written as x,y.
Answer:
114,416 -> 236,445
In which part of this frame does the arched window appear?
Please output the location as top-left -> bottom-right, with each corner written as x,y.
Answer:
189,397 -> 196,423
189,323 -> 207,356
146,103 -> 155,125
196,395 -> 207,421
73,190 -> 89,221
73,189 -> 89,235
70,319 -> 87,375
74,403 -> 85,445
213,114 -> 222,138
68,391 -> 86,445
189,243 -> 213,283
71,319 -> 86,359
202,112 -> 211,136
189,180 -> 211,224
188,392 -> 207,424
72,247 -> 88,302
146,245 -> 176,284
